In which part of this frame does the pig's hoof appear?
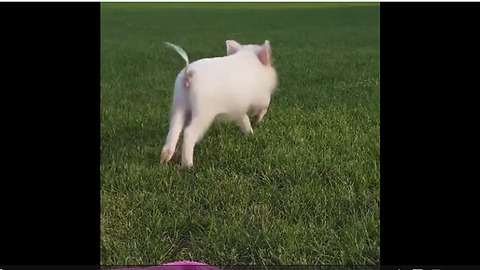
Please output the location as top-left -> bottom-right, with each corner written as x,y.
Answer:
181,163 -> 193,169
161,149 -> 173,164
181,160 -> 193,168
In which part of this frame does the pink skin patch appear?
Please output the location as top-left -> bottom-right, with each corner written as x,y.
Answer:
184,71 -> 194,89
161,148 -> 172,163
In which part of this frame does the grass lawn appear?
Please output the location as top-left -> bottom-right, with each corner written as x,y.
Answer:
100,2 -> 380,266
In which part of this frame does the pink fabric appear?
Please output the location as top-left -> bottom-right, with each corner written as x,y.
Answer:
164,261 -> 208,265
104,260 -> 221,270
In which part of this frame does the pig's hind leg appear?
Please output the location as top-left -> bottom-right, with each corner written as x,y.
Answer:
181,109 -> 215,167
161,87 -> 189,164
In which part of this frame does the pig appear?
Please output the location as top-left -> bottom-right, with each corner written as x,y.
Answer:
161,40 -> 278,167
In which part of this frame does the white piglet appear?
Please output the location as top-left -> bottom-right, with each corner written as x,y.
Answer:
161,40 -> 278,167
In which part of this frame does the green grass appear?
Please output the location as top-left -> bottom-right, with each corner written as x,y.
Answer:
101,2 -> 379,10
100,3 -> 380,266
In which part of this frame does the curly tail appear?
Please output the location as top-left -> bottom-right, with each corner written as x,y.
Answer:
164,42 -> 189,73
164,42 -> 194,88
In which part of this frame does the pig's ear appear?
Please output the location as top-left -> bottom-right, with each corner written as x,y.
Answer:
226,40 -> 242,55
257,40 -> 271,66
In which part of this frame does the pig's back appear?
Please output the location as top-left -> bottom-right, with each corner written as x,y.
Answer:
188,52 -> 272,114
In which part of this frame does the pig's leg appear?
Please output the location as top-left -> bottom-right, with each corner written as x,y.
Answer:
237,114 -> 253,134
252,96 -> 271,124
181,110 -> 215,167
161,107 -> 186,163
252,108 -> 268,124
161,88 -> 188,164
